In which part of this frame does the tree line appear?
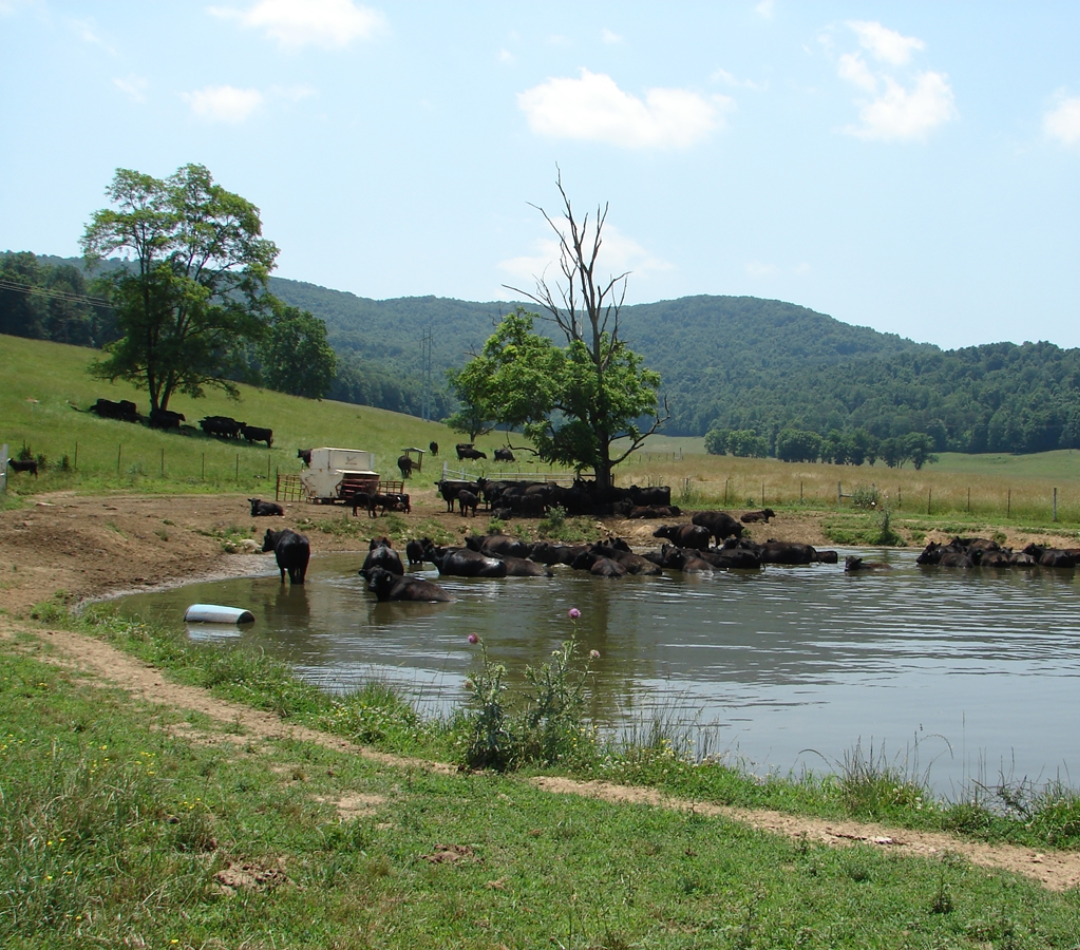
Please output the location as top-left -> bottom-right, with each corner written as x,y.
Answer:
706,426 -> 938,469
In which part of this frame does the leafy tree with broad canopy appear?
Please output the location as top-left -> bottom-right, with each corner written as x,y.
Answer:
452,175 -> 666,488
81,164 -> 279,411
258,300 -> 337,399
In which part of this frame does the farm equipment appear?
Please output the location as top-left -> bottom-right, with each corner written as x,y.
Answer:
277,447 -> 387,505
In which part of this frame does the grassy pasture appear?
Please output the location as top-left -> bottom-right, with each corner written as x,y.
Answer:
3,333 -> 1079,528
0,335 -> 542,497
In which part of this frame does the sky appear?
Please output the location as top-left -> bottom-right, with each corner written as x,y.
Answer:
3,1 -> 1080,351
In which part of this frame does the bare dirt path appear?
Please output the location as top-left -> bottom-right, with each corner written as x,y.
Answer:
3,491 -> 1078,891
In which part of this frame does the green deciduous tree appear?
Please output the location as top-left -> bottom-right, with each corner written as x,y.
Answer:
475,175 -> 666,488
81,164 -> 279,411
257,301 -> 336,399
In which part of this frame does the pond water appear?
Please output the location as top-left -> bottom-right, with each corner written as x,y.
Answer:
114,550 -> 1080,794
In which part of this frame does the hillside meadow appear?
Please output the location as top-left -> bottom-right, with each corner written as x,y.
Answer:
3,334 -> 1079,531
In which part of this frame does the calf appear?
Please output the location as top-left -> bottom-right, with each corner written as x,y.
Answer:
429,441 -> 439,456
248,497 -> 284,517
397,454 -> 414,478
740,508 -> 777,524
457,490 -> 479,516
7,458 -> 38,477
262,528 -> 310,584
297,448 -> 313,466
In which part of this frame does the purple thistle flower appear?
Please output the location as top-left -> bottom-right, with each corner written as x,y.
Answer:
590,649 -> 601,659
568,608 -> 581,620
468,633 -> 479,645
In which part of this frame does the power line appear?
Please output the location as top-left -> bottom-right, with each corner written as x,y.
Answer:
0,276 -> 112,309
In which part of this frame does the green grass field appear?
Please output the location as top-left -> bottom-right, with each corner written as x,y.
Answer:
3,333 -> 1079,528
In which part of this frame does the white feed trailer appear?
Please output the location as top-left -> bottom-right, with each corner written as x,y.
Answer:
299,447 -> 379,504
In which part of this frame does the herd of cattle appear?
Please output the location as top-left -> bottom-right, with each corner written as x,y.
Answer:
85,399 -> 274,447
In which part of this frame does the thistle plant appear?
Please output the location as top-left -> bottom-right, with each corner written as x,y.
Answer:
459,609 -> 600,771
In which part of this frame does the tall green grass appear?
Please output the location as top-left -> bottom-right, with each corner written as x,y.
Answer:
0,334 -> 556,496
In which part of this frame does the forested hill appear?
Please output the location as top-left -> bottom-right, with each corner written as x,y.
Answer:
268,278 -> 935,434
6,251 -> 1080,454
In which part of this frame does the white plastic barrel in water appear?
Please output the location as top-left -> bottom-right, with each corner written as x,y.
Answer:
183,604 -> 255,624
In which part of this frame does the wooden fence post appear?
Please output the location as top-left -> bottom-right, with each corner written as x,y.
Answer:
1053,487 -> 1058,522
117,444 -> 122,474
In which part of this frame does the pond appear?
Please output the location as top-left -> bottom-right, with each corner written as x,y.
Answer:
114,550 -> 1080,794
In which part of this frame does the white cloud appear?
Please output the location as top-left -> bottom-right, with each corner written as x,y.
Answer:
712,67 -> 765,91
745,261 -> 779,278
113,75 -> 149,103
68,17 -> 114,53
498,48 -> 514,64
1044,96 -> 1080,147
518,68 -> 731,149
849,20 -> 924,66
209,0 -> 385,50
836,22 -> 955,141
499,218 -> 671,289
601,28 -> 623,45
183,85 -> 264,122
846,71 -> 955,141
755,0 -> 774,19
837,52 -> 876,92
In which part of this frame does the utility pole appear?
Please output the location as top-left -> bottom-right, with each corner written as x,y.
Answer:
420,326 -> 433,421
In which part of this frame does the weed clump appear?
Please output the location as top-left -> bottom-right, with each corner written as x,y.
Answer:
457,613 -> 600,772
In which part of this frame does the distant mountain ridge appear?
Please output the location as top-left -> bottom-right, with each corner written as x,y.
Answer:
7,251 -> 1080,454
267,277 -> 934,435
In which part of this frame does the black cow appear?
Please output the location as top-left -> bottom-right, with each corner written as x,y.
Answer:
89,398 -> 139,422
436,479 -> 480,512
628,485 -> 672,507
397,454 -> 414,479
691,510 -> 744,544
241,424 -> 273,447
653,524 -> 712,550
360,538 -> 404,576
844,556 -> 891,572
456,443 -> 487,461
424,545 -> 508,577
494,447 -> 515,462
262,528 -> 310,584
7,458 -> 38,477
349,491 -> 372,517
741,508 -> 777,524
457,490 -> 479,516
149,407 -> 185,429
405,538 -> 427,566
297,448 -> 312,466
465,533 -> 532,559
248,497 -> 283,517
429,441 -> 439,456
364,566 -> 452,603
201,416 -> 244,439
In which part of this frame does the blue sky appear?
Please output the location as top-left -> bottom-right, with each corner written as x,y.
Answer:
3,1 -> 1080,350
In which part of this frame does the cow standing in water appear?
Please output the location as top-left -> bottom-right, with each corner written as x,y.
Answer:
262,528 -> 310,584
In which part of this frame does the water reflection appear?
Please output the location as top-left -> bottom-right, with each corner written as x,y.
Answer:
115,550 -> 1080,792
